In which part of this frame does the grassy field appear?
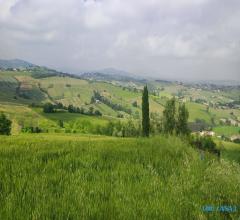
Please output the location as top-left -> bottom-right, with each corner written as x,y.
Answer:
216,140 -> 240,164
0,134 -> 239,219
186,102 -> 212,123
213,126 -> 240,137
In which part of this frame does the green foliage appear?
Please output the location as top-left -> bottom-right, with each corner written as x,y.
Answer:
176,103 -> 190,136
132,100 -> 138,107
94,110 -> 102,116
142,85 -> 150,137
163,97 -> 176,134
58,120 -> 64,128
0,113 -> 12,135
43,103 -> 55,113
190,135 -> 218,153
0,135 -> 239,219
67,104 -> 75,113
88,106 -> 94,115
93,90 -> 132,114
101,120 -> 141,137
21,126 -> 42,133
150,112 -> 162,134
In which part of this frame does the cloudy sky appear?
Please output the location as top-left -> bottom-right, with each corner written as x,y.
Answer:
0,0 -> 239,80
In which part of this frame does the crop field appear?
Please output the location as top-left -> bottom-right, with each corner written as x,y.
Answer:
0,134 -> 239,219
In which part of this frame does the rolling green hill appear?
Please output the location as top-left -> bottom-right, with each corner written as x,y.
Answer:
0,67 -> 239,138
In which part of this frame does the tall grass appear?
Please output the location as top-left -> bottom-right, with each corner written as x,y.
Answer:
0,134 -> 239,219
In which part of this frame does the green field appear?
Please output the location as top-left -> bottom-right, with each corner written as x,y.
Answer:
213,126 -> 240,137
0,134 -> 239,219
216,140 -> 240,164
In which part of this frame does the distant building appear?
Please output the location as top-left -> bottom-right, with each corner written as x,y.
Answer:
199,131 -> 215,137
228,119 -> 239,127
219,118 -> 240,127
230,135 -> 240,143
219,118 -> 227,125
95,99 -> 100,104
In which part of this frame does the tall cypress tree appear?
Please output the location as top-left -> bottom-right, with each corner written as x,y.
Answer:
142,85 -> 150,137
162,97 -> 176,134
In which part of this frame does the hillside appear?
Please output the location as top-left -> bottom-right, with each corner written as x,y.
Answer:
0,59 -> 36,69
0,61 -> 239,139
0,135 -> 239,219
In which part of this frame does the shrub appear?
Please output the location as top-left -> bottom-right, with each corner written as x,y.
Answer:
43,103 -> 55,113
21,126 -> 42,133
190,135 -> 219,157
94,110 -> 102,116
132,101 -> 138,107
0,113 -> 12,135
58,120 -> 64,128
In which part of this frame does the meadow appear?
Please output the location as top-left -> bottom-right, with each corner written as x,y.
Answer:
0,134 -> 239,219
213,126 -> 240,137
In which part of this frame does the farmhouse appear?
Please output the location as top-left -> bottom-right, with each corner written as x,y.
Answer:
199,131 -> 215,137
230,135 -> 240,143
228,119 -> 240,127
219,118 -> 240,127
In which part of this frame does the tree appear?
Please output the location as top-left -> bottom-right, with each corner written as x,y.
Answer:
163,97 -> 176,134
0,113 -> 12,135
68,104 -> 75,113
94,110 -> 102,116
132,101 -> 138,107
56,102 -> 64,109
58,120 -> 64,128
43,103 -> 55,113
206,105 -> 209,113
142,85 -> 150,137
90,96 -> 95,104
88,106 -> 94,115
176,103 -> 189,136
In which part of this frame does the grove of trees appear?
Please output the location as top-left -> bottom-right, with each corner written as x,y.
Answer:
162,97 -> 190,136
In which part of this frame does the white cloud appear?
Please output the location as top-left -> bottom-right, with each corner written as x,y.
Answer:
0,0 -> 239,80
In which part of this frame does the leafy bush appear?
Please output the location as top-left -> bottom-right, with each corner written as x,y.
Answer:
43,103 -> 55,113
21,126 -> 42,133
0,113 -> 12,135
190,135 -> 220,156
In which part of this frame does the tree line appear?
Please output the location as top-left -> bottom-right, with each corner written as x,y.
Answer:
42,102 -> 102,116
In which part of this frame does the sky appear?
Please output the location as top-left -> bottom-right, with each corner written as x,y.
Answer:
0,0 -> 239,80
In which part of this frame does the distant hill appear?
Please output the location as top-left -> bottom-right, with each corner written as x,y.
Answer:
81,68 -> 146,83
0,59 -> 37,69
